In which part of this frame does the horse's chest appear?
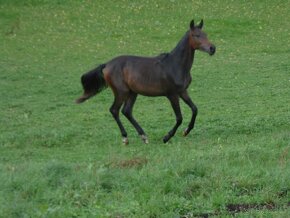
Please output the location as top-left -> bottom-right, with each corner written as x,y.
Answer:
172,73 -> 192,92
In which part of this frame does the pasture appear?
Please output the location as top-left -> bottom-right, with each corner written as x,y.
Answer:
0,0 -> 289,217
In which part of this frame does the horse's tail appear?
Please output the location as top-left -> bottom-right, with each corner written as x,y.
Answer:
76,64 -> 107,104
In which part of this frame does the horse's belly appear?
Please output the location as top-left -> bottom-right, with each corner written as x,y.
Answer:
129,82 -> 167,96
127,76 -> 191,96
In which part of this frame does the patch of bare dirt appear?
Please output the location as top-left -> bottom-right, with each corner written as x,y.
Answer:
226,201 -> 276,213
110,157 -> 148,169
181,201 -> 289,217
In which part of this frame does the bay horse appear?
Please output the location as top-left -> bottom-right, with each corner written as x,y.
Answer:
76,19 -> 215,144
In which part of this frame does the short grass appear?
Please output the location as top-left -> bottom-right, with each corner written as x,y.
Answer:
1,0 -> 289,217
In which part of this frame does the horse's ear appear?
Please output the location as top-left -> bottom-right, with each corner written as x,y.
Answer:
190,20 -> 195,30
198,19 -> 204,29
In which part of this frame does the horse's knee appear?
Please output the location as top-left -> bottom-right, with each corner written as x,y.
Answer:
121,107 -> 130,118
192,105 -> 198,116
176,116 -> 183,126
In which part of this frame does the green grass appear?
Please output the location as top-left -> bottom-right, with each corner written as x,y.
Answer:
1,0 -> 289,217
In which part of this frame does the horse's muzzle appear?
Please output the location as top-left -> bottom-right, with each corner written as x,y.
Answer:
209,45 -> 216,56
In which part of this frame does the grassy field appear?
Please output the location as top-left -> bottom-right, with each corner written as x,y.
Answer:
1,0 -> 289,217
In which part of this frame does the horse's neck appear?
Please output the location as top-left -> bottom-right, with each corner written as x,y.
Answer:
170,31 -> 195,74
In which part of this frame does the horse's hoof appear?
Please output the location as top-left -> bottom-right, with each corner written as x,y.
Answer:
163,135 -> 170,143
183,128 -> 189,137
140,135 -> 149,144
122,137 -> 129,145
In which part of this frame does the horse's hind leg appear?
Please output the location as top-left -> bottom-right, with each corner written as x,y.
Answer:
122,93 -> 148,144
180,91 -> 198,136
110,95 -> 128,144
163,95 -> 183,143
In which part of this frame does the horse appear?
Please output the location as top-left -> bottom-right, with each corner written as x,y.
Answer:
76,19 -> 216,144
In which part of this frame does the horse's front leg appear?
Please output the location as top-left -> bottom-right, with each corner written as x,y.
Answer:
163,95 -> 182,143
180,90 -> 198,136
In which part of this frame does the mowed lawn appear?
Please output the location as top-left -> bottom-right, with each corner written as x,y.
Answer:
0,0 -> 289,217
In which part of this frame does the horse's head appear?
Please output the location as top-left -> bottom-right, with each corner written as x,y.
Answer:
189,19 -> 216,56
